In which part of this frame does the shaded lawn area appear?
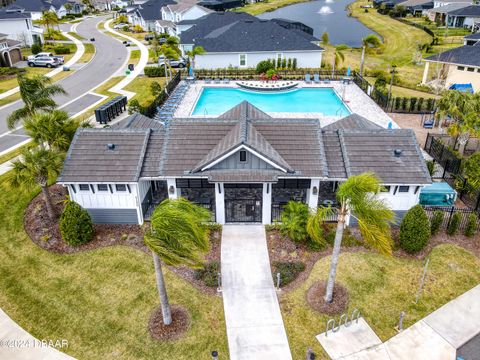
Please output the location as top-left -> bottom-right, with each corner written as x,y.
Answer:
0,176 -> 228,359
125,76 -> 166,108
281,245 -> 480,359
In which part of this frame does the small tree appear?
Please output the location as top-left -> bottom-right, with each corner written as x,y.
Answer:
430,210 -> 444,235
399,205 -> 430,253
464,152 -> 480,190
280,201 -> 309,243
464,213 -> 478,237
31,43 -> 42,55
292,58 -> 297,70
150,81 -> 162,97
447,212 -> 461,235
321,32 -> 329,45
256,60 -> 274,74
60,201 -> 94,246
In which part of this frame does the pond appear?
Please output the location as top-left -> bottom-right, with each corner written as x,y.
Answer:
257,0 -> 379,47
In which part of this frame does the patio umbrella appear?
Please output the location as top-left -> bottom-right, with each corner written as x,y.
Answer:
189,66 -> 194,78
388,121 -> 393,129
347,66 -> 351,77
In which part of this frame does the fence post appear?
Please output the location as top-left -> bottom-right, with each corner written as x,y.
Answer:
442,159 -> 449,179
446,206 -> 455,228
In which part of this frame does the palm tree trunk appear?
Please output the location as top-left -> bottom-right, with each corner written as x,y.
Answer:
360,46 -> 366,77
324,205 -> 346,303
41,185 -> 56,219
152,252 -> 172,325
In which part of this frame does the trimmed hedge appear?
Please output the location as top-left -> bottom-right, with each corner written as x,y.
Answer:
464,214 -> 478,237
430,210 -> 444,235
447,212 -> 461,236
60,201 -> 94,246
194,261 -> 219,287
144,66 -> 166,77
272,261 -> 305,287
54,46 -> 71,54
400,205 -> 430,253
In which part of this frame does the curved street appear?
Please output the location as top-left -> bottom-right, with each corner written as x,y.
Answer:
0,16 -> 129,153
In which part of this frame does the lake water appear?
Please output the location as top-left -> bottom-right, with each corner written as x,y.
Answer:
257,0 -> 378,47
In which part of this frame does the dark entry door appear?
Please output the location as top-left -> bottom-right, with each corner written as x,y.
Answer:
224,185 -> 262,223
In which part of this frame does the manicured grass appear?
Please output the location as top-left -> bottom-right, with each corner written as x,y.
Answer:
364,77 -> 439,99
67,31 -> 85,41
0,176 -> 228,359
125,76 -> 167,108
79,43 -> 95,63
281,245 -> 480,359
238,0 -> 309,15
129,49 -> 141,66
0,143 -> 31,165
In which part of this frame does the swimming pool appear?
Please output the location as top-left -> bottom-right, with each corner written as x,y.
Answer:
192,87 -> 351,116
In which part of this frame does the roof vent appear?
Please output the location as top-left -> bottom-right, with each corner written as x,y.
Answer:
107,143 -> 115,150
394,149 -> 402,157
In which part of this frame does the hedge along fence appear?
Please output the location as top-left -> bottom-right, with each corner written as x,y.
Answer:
423,206 -> 480,232
395,17 -> 435,40
194,69 -> 348,81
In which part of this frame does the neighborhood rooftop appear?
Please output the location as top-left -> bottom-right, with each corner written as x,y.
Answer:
60,102 -> 430,185
425,44 -> 480,67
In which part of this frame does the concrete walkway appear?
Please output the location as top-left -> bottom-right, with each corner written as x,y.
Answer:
317,284 -> 480,359
221,225 -> 292,360
0,308 -> 75,359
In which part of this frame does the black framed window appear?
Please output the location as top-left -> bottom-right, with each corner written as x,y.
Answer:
79,184 -> 90,191
116,184 -> 127,192
239,150 -> 247,162
381,186 -> 391,193
97,184 -> 108,192
398,186 -> 410,193
457,66 -> 465,71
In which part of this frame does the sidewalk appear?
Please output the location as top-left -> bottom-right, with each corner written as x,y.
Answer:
221,225 -> 292,360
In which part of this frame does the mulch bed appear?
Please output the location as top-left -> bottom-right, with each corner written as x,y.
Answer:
306,280 -> 349,316
148,305 -> 190,341
24,185 -> 222,295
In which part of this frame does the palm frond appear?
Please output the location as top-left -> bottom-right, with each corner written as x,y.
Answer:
306,206 -> 334,247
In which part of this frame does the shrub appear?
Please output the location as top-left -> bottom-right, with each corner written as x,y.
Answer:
60,201 -> 94,246
31,43 -> 42,55
280,201 -> 309,243
54,46 -> 71,54
194,261 -> 219,287
265,223 -> 281,232
430,210 -> 444,235
399,205 -> 430,253
144,66 -> 166,77
447,212 -> 461,235
272,261 -> 305,287
256,60 -> 274,74
292,58 -> 297,70
128,99 -> 142,114
426,160 -> 435,176
324,225 -> 360,247
464,213 -> 478,237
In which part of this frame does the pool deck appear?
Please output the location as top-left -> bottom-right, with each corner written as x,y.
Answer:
174,81 -> 397,129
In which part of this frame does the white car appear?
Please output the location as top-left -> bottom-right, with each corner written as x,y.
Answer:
27,52 -> 64,64
114,23 -> 128,30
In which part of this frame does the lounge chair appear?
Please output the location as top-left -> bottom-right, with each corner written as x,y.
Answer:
223,78 -> 230,84
313,74 -> 320,84
423,118 -> 435,129
304,74 -> 312,84
205,78 -> 212,84
214,78 -> 221,84
324,78 -> 331,84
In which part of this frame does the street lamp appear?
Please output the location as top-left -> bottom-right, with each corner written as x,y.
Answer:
388,64 -> 397,103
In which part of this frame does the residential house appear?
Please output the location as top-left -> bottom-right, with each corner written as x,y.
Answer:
426,3 -> 475,25
197,0 -> 243,11
398,0 -> 434,15
179,12 -> 323,69
432,0 -> 471,8
3,0 -> 85,20
464,31 -> 480,45
0,32 -> 21,66
444,5 -> 480,29
0,10 -> 43,46
58,102 -> 431,225
422,40 -> 480,91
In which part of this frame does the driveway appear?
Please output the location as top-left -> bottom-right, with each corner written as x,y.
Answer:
221,225 -> 292,360
0,16 -> 128,154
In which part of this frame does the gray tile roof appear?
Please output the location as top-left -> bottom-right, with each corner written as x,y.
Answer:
465,32 -> 480,40
448,5 -> 480,16
323,131 -> 347,179
60,128 -> 151,182
136,0 -> 176,21
323,114 -> 382,131
180,12 -> 321,52
425,44 -> 480,67
113,112 -> 164,129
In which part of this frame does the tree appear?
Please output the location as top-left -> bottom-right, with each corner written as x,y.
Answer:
363,34 -> 382,52
464,152 -> 480,189
321,32 -> 329,45
7,148 -> 63,219
144,198 -> 211,325
23,110 -> 84,152
41,11 -> 60,35
399,205 -> 430,253
435,91 -> 480,156
307,173 -> 394,303
185,46 -> 206,73
280,201 -> 309,243
60,201 -> 94,246
7,74 -> 67,129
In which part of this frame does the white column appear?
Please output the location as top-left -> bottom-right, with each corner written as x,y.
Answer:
262,183 -> 272,225
215,182 -> 225,224
422,62 -> 430,84
134,183 -> 144,225
166,178 -> 177,199
308,179 -> 320,210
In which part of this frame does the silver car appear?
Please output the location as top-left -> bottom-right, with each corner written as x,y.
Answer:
27,56 -> 60,68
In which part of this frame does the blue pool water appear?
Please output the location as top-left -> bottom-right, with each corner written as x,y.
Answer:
420,182 -> 457,206
192,87 -> 350,116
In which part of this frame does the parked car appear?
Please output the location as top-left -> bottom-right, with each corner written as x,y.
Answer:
158,56 -> 187,68
27,56 -> 60,68
27,52 -> 64,64
113,23 -> 128,30
144,34 -> 155,41
123,41 -> 132,47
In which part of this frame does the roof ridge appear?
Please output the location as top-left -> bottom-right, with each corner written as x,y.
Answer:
134,129 -> 152,181
409,128 -> 432,183
337,129 -> 352,177
158,124 -> 171,176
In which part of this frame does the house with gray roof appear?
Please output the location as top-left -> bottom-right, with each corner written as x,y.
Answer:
178,12 -> 323,69
0,9 -> 43,46
4,0 -> 85,20
59,101 -> 431,225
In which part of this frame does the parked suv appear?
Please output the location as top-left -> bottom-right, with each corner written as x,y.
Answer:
27,52 -> 64,64
158,56 -> 187,68
27,56 -> 60,68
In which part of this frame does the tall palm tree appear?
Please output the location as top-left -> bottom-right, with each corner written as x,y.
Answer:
435,91 -> 480,156
41,11 -> 60,35
23,110 -> 87,152
144,198 -> 211,325
307,173 -> 394,303
185,46 -> 205,75
7,148 -> 63,219
7,74 -> 67,129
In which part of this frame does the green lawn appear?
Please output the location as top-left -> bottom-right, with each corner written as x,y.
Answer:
282,245 -> 480,359
0,143 -> 31,165
125,76 -> 166,108
67,31 -> 86,41
237,0 -> 309,15
79,43 -> 95,63
0,176 -> 228,360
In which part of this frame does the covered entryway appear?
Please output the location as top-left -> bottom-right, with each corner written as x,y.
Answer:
224,184 -> 262,223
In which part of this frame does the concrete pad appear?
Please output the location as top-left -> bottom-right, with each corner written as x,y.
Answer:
384,320 -> 456,360
221,225 -> 292,360
422,285 -> 480,348
316,317 -> 383,359
339,344 -> 391,360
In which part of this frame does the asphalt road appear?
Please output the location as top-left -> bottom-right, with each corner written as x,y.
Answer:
0,16 -> 128,153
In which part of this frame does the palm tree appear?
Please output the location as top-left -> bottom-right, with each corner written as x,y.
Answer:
7,148 -> 63,219
331,46 -> 345,77
7,74 -> 67,129
435,91 -> 480,156
144,198 -> 211,325
23,110 -> 87,152
307,173 -> 394,303
41,11 -> 60,36
185,46 -> 206,74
